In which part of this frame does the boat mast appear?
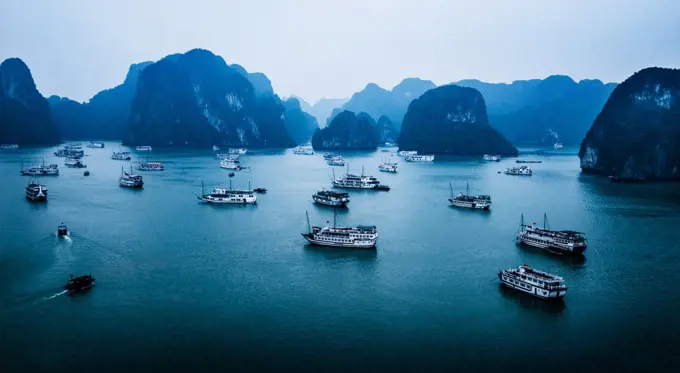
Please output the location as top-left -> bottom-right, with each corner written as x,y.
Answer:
333,208 -> 337,228
305,210 -> 311,233
544,213 -> 549,230
201,180 -> 205,196
449,182 -> 453,199
520,213 -> 525,228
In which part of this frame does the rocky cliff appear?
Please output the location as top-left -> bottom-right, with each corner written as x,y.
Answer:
311,110 -> 378,150
125,49 -> 294,148
398,85 -> 517,155
283,98 -> 318,144
0,58 -> 59,145
579,67 -> 680,180
375,115 -> 398,145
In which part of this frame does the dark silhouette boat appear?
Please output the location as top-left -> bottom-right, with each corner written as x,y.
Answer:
57,223 -> 69,237
64,274 -> 95,292
253,188 -> 267,194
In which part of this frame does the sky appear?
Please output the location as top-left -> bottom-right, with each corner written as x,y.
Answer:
1,0 -> 679,104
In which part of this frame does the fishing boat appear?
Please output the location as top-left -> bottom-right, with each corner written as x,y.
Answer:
516,160 -> 542,164
212,145 -> 220,152
220,159 -> 242,170
119,166 -> 144,188
516,214 -> 587,256
196,181 -> 257,204
554,143 -> 563,149
483,154 -> 501,162
21,160 -> 59,176
84,170 -> 90,176
228,172 -> 235,177
86,141 -> 105,148
504,166 -> 532,176
499,265 -> 567,300
302,210 -> 377,249
64,274 -> 95,293
136,145 -> 153,151
64,157 -> 86,168
448,182 -> 491,210
229,148 -> 247,155
57,223 -> 69,237
312,189 -> 350,207
0,144 -> 19,149
111,151 -> 131,160
327,157 -> 346,166
332,166 -> 389,191
292,146 -> 314,155
137,160 -> 165,171
378,156 -> 398,173
398,150 -> 417,157
25,177 -> 47,202
405,154 -> 435,162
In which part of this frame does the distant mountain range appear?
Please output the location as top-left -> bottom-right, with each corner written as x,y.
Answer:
291,96 -> 347,128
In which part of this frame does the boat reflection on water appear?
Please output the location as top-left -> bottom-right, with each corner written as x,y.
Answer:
303,244 -> 378,262
498,284 -> 567,315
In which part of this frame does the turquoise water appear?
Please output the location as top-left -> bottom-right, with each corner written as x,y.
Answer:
1,144 -> 680,372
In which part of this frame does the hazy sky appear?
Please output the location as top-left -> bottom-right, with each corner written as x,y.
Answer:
1,0 -> 679,104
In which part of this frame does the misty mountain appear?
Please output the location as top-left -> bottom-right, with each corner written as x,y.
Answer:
312,110 -> 378,150
283,97 -> 319,144
291,96 -> 348,128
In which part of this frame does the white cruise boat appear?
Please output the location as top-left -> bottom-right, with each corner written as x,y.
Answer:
499,264 -> 567,300
64,143 -> 83,150
216,153 -> 239,161
398,150 -> 417,157
384,142 -> 397,147
405,154 -> 435,162
1,144 -> 19,149
64,157 -> 86,168
196,181 -> 257,204
312,189 -> 350,207
378,156 -> 398,173
111,151 -> 131,160
483,154 -> 501,162
332,166 -> 389,191
302,211 -> 377,249
119,167 -> 144,188
137,161 -> 165,171
554,142 -> 563,149
292,146 -> 314,155
516,214 -> 587,256
25,177 -> 47,202
504,166 -> 532,176
448,182 -> 491,210
220,159 -> 242,170
228,148 -> 247,155
136,145 -> 152,151
86,141 -> 105,148
327,157 -> 345,166
54,148 -> 84,158
323,153 -> 341,160
21,161 -> 59,176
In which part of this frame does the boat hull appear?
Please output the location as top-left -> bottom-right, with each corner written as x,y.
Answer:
498,273 -> 566,300
312,196 -> 349,207
198,196 -> 256,204
449,200 -> 490,210
517,234 -> 586,256
302,233 -> 376,249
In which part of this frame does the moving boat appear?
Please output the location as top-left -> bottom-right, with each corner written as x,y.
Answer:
228,172 -> 235,177
64,157 -> 86,168
327,157 -> 346,166
483,154 -> 501,162
136,145 -> 153,151
253,188 -> 267,194
216,153 -> 239,161
499,264 -> 567,300
220,159 -> 242,170
302,210 -> 377,249
25,177 -> 47,202
332,166 -> 389,191
0,144 -> 19,149
516,214 -> 587,256
448,182 -> 491,210
504,166 -> 532,176
111,151 -> 132,161
313,189 -> 350,207
292,146 -> 314,155
554,143 -> 563,149
229,148 -> 247,155
57,223 -> 69,237
378,156 -> 398,173
86,141 -> 105,148
119,166 -> 144,188
137,160 -> 165,171
196,181 -> 257,204
64,274 -> 95,293
398,150 -> 417,157
84,170 -> 90,176
21,160 -> 59,176
405,154 -> 435,162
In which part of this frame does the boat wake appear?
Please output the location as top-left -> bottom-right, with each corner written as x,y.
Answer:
44,289 -> 68,300
0,288 -> 68,319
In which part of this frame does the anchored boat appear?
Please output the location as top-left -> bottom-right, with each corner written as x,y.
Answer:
302,210 -> 377,249
483,154 -> 501,162
405,154 -> 435,162
136,145 -> 153,151
332,165 -> 389,191
504,166 -> 532,176
119,166 -> 144,188
516,214 -> 587,256
21,160 -> 59,176
313,189 -> 350,207
86,141 -> 105,148
397,150 -> 417,157
25,177 -> 47,202
111,151 -> 132,160
137,159 -> 165,171
448,182 -> 491,210
196,181 -> 257,204
292,146 -> 314,155
499,264 -> 567,300
65,157 -> 86,168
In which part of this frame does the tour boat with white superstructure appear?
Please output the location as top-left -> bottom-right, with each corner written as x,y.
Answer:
405,154 -> 435,162
516,214 -> 587,256
499,264 -> 567,300
25,177 -> 47,202
196,181 -> 257,204
229,148 -> 247,155
137,160 -> 165,171
119,167 -> 144,188
323,153 -> 341,160
332,166 -> 389,191
21,160 -> 59,176
398,150 -> 417,157
378,156 -> 398,173
327,157 -> 346,166
111,151 -> 131,160
64,143 -> 83,150
293,146 -> 314,155
312,189 -> 350,207
87,141 -> 105,148
504,166 -> 532,176
64,157 -> 87,168
448,182 -> 491,210
483,154 -> 501,162
1,144 -> 19,149
216,153 -> 239,161
302,210 -> 377,249
136,145 -> 153,151
54,148 -> 84,158
220,159 -> 243,170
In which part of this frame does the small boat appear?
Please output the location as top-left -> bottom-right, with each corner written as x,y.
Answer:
516,160 -> 542,164
483,154 -> 501,162
253,188 -> 267,194
499,265 -> 567,300
137,160 -> 165,171
313,189 -> 350,207
86,141 -> 105,148
136,145 -> 153,151
196,181 -> 257,204
405,154 -> 435,162
111,151 -> 132,161
323,153 -> 341,160
64,143 -> 83,150
119,166 -> 144,188
21,160 -> 59,176
228,172 -> 235,177
54,148 -> 84,158
373,184 -> 390,191
228,148 -> 247,155
25,177 -> 47,202
397,150 -> 417,157
0,144 -> 19,149
84,170 -> 90,176
554,143 -> 563,149
302,210 -> 377,249
449,182 -> 491,210
384,142 -> 397,147
220,159 -> 242,170
292,146 -> 314,155
64,157 -> 86,168
64,274 -> 95,293
57,223 -> 69,237
516,214 -> 587,256
327,157 -> 346,166
378,157 -> 398,173
332,165 -> 389,191
212,145 -> 220,152
504,166 -> 532,176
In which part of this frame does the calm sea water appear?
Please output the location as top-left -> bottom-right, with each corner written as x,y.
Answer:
1,143 -> 680,373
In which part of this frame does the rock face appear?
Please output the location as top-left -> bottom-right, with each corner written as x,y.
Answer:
457,76 -> 616,146
312,110 -> 378,150
231,64 -> 274,97
283,97 -> 319,144
579,67 -> 680,180
0,58 -> 59,145
125,49 -> 294,148
339,78 -> 436,130
398,85 -> 518,155
375,115 -> 398,145
49,61 -> 152,140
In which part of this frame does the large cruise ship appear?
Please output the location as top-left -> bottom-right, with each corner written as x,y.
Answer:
25,177 -> 47,202
312,189 -> 350,207
219,158 -> 242,170
111,151 -> 131,160
21,161 -> 59,176
504,166 -> 532,176
499,264 -> 567,300
449,182 -> 491,210
405,154 -> 435,162
196,181 -> 257,204
119,167 -> 144,188
516,214 -> 587,255
302,211 -> 377,249
332,166 -> 389,190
